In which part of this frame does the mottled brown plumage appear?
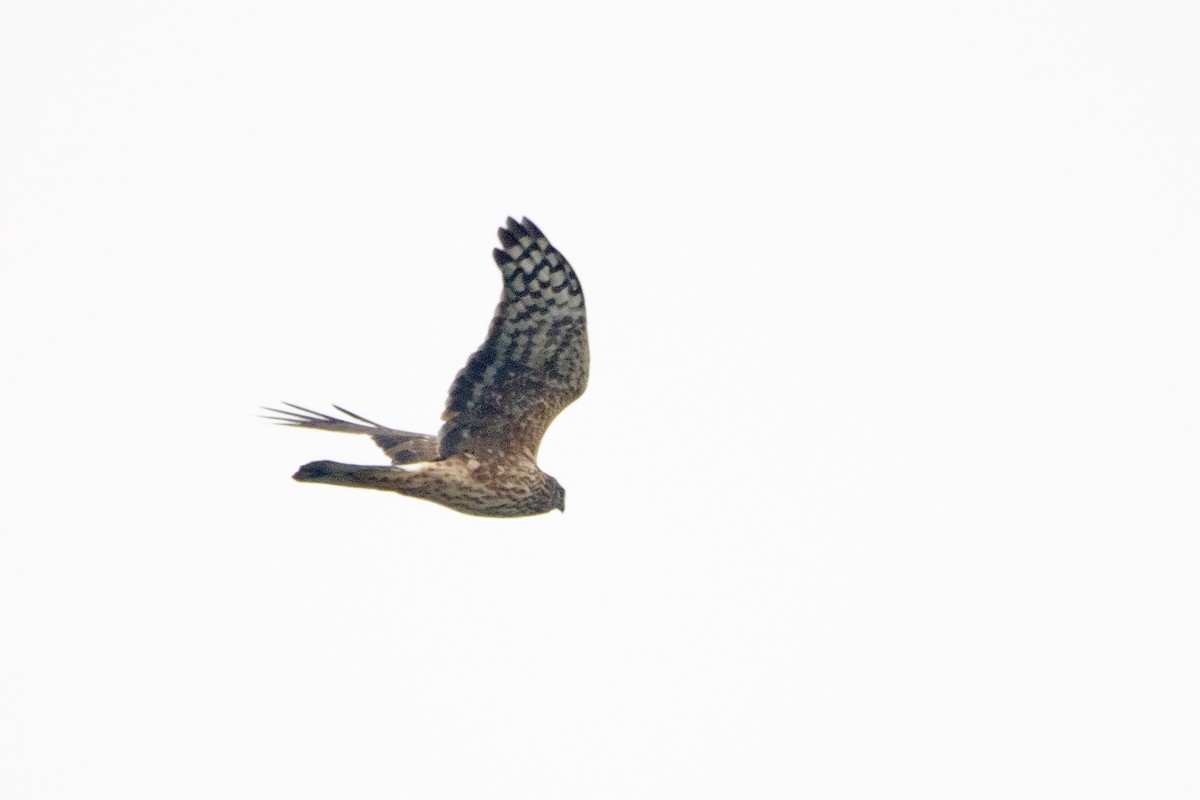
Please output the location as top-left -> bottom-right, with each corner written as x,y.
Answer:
266,217 -> 587,517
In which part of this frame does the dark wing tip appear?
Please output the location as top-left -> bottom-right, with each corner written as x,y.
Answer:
505,216 -> 533,238
330,404 -> 383,427
293,460 -> 338,482
261,403 -> 334,423
493,247 -> 513,266
497,226 -> 518,248
520,217 -> 544,238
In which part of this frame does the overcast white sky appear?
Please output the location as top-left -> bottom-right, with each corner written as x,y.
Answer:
2,1 -> 1198,797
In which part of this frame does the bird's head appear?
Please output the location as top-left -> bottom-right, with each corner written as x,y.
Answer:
546,475 -> 566,513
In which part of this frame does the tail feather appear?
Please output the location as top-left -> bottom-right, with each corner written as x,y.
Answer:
264,403 -> 440,465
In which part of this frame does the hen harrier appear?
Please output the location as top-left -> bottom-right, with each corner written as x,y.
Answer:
266,217 -> 587,518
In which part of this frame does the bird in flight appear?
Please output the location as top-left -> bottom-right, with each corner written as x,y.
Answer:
265,217 -> 588,517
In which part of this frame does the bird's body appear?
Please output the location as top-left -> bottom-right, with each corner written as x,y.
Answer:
267,217 -> 586,517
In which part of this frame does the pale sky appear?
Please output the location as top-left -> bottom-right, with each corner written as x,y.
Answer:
2,2 -> 1198,798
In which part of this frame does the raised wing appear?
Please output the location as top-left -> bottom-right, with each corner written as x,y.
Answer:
439,217 -> 588,459
264,403 -> 440,465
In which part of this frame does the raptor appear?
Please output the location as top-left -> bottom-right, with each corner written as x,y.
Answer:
266,217 -> 587,517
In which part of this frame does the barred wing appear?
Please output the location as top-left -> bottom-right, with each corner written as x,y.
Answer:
439,217 -> 588,459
